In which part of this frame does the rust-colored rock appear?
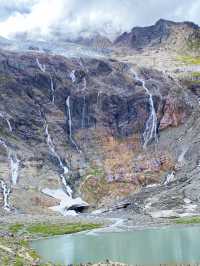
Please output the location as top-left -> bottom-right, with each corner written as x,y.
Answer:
160,96 -> 186,129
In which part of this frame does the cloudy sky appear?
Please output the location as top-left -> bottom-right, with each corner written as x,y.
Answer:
0,0 -> 199,40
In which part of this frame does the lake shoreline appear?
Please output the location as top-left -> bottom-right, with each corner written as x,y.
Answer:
1,213 -> 200,265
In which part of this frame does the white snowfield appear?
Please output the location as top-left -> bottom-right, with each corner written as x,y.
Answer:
42,188 -> 89,216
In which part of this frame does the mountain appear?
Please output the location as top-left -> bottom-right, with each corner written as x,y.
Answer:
0,48 -> 195,217
0,19 -> 200,221
70,34 -> 112,50
114,19 -> 200,53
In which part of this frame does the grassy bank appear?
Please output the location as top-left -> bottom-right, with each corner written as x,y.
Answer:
0,222 -> 101,266
174,216 -> 200,224
176,55 -> 200,65
9,222 -> 101,236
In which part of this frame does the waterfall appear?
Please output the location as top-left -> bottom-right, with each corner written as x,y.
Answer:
82,77 -> 87,129
9,153 -> 20,185
82,95 -> 86,128
164,171 -> 175,185
43,120 -> 88,215
36,58 -> 46,73
6,119 -> 12,132
44,120 -> 74,197
0,139 -> 20,185
66,96 -> 80,152
45,122 -> 69,177
0,112 -> 12,132
36,58 -> 55,103
50,76 -> 55,104
0,179 -> 11,211
131,69 -> 158,148
70,70 -> 76,83
97,91 -> 102,109
177,147 -> 188,165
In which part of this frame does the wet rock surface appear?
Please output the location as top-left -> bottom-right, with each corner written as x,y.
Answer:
0,46 -> 197,218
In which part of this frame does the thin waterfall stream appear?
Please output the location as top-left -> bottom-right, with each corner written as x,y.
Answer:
44,120 -> 72,195
0,178 -> 11,211
50,76 -> 55,104
0,112 -> 20,211
0,112 -> 12,132
0,139 -> 20,186
36,58 -> 55,103
36,58 -> 46,73
35,88 -> 87,216
66,96 -> 80,152
131,68 -> 158,148
42,119 -> 88,215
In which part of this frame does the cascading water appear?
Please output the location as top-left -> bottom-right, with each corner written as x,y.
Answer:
43,120 -> 88,215
0,179 -> 11,211
97,91 -> 102,109
82,95 -> 86,128
0,139 -> 20,185
50,76 -> 55,104
34,63 -> 87,216
36,58 -> 55,104
79,60 -> 88,129
164,171 -> 175,185
0,112 -> 12,132
36,58 -> 46,73
8,153 -> 20,185
66,96 -> 80,152
44,121 -> 70,181
70,70 -> 76,83
131,68 -> 158,148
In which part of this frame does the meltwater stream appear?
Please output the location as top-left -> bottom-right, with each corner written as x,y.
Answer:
66,96 -> 80,153
0,178 -> 11,211
131,69 -> 158,148
35,59 -> 87,216
43,120 -> 88,216
0,112 -> 12,132
0,139 -> 20,186
31,226 -> 200,266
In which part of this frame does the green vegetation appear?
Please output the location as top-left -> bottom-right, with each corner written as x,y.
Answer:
8,222 -> 101,236
1,222 -> 102,265
191,72 -> 200,78
9,224 -> 24,234
86,167 -> 105,178
176,55 -> 200,65
27,223 -> 101,236
13,256 -> 24,266
174,216 -> 200,224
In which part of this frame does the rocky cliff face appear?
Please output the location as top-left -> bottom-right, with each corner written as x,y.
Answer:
114,19 -> 199,52
0,46 -> 193,216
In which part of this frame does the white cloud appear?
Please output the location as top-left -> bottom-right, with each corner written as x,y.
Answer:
0,0 -> 199,40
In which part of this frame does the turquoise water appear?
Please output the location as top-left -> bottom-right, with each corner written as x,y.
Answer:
31,226 -> 200,265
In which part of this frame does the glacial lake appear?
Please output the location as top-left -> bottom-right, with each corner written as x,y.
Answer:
31,225 -> 200,265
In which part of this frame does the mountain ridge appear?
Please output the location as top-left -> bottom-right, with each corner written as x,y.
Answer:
114,19 -> 200,53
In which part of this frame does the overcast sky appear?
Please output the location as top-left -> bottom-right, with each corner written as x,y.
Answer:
0,0 -> 199,39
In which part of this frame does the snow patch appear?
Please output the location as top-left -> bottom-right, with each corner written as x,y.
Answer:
42,188 -> 88,216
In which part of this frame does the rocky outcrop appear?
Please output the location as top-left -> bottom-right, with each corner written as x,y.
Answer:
73,34 -> 112,50
114,19 -> 199,51
0,48 -> 192,213
159,96 -> 187,129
